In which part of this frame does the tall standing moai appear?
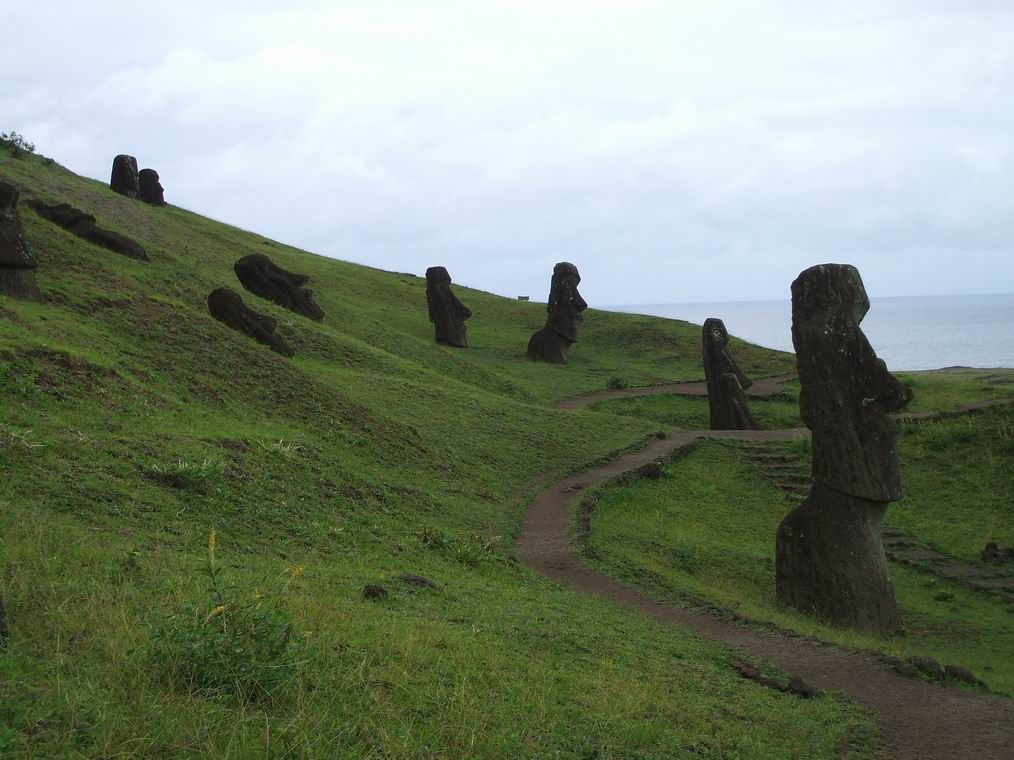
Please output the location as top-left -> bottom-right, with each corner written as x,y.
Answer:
526,262 -> 587,363
110,155 -> 140,198
138,169 -> 166,206
0,181 -> 41,301
775,264 -> 912,633
702,318 -> 760,430
425,266 -> 472,347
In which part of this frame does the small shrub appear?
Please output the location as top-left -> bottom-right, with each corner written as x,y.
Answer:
606,376 -> 628,391
418,527 -> 499,566
0,131 -> 35,159
148,530 -> 305,703
147,459 -> 224,490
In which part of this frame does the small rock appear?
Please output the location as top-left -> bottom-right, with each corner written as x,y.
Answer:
638,461 -> 664,479
400,574 -> 439,590
655,431 -> 667,440
362,584 -> 388,600
907,656 -> 944,678
786,676 -> 821,698
981,542 -> 1013,563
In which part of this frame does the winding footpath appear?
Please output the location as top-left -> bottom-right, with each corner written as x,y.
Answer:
517,377 -> 1014,760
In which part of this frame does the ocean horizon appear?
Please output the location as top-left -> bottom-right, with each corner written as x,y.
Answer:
604,293 -> 1014,372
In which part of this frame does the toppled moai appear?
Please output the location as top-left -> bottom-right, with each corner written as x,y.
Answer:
234,253 -> 324,321
110,154 -> 140,198
776,264 -> 912,633
0,181 -> 42,300
527,262 -> 587,363
702,317 -> 760,430
425,266 -> 471,347
207,287 -> 294,357
28,201 -> 148,261
138,169 -> 166,206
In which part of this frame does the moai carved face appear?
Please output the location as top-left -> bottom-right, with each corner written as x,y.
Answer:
547,262 -> 587,343
234,253 -> 324,322
425,266 -> 471,347
791,264 -> 912,501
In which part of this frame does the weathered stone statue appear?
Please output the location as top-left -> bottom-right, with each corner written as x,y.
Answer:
234,253 -> 324,322
28,201 -> 148,261
208,287 -> 294,357
138,169 -> 166,206
702,317 -> 760,430
527,262 -> 587,363
776,264 -> 912,633
110,154 -> 140,198
425,266 -> 471,347
0,181 -> 42,301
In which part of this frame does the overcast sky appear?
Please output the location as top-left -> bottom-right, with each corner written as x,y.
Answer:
4,1 -> 1013,304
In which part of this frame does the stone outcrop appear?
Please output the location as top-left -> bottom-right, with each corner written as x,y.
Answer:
110,154 -> 140,198
425,266 -> 471,347
776,264 -> 912,633
207,287 -> 294,357
702,317 -> 760,430
0,181 -> 42,300
138,169 -> 166,206
234,253 -> 324,321
28,201 -> 148,261
527,262 -> 587,363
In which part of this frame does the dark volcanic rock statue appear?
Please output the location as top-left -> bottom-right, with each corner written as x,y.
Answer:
775,264 -> 912,633
138,169 -> 166,206
110,154 -> 140,198
0,181 -> 42,301
527,262 -> 587,363
702,317 -> 760,430
234,253 -> 324,322
28,201 -> 148,261
207,287 -> 294,357
425,266 -> 471,347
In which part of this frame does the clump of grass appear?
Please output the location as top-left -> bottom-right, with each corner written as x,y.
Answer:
418,526 -> 500,566
147,530 -> 306,704
147,459 -> 225,490
606,376 -> 628,390
258,438 -> 302,457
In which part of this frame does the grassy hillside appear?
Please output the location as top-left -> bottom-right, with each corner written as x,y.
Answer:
0,152 -> 875,757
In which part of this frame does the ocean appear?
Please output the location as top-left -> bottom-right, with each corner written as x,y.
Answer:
606,293 -> 1014,371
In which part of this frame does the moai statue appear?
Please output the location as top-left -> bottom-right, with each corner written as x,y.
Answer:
776,264 -> 912,633
702,318 -> 760,430
0,181 -> 42,301
138,169 -> 166,206
28,201 -> 148,261
234,253 -> 324,321
110,154 -> 140,198
527,262 -> 587,363
425,266 -> 471,347
207,287 -> 295,357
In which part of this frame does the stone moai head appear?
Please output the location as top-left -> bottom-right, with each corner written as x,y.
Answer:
110,155 -> 140,198
701,317 -> 751,390
138,169 -> 166,206
791,264 -> 912,501
547,262 -> 587,343
208,287 -> 294,357
0,181 -> 41,301
234,253 -> 325,322
425,266 -> 472,347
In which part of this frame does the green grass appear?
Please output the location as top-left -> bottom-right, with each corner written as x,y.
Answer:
586,427 -> 1014,695
897,370 -> 1014,414
0,151 -> 869,756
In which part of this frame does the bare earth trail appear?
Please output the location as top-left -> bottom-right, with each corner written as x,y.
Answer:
518,377 -> 1014,759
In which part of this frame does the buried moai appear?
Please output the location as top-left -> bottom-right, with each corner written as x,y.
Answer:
425,266 -> 471,347
110,154 -> 140,198
28,201 -> 148,261
234,253 -> 324,322
138,169 -> 166,206
702,318 -> 760,430
0,181 -> 42,301
776,264 -> 912,633
207,287 -> 294,357
527,262 -> 587,363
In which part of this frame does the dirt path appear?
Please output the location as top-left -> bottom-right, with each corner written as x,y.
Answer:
517,379 -> 1014,759
558,372 -> 797,409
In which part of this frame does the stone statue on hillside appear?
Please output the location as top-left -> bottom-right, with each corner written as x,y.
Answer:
527,262 -> 587,363
208,287 -> 295,357
702,317 -> 760,430
0,181 -> 42,301
234,253 -> 324,322
775,263 -> 913,633
425,266 -> 471,347
110,154 -> 140,199
138,169 -> 166,206
28,201 -> 148,261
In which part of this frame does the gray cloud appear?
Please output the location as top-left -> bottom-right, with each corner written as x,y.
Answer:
4,0 -> 1013,303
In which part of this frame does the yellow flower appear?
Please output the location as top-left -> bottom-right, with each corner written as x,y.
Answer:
207,604 -> 227,619
208,528 -> 217,551
289,564 -> 305,578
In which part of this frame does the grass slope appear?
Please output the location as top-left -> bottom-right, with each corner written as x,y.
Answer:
0,152 -> 869,757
